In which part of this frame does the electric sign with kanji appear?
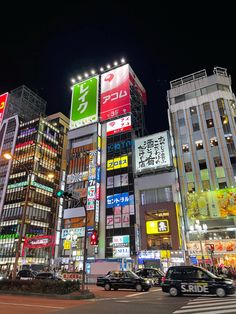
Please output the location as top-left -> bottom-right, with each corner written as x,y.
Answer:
146,219 -> 170,234
70,76 -> 99,129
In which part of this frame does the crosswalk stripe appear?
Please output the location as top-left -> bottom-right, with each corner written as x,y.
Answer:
182,300 -> 236,308
174,309 -> 236,314
174,304 -> 236,314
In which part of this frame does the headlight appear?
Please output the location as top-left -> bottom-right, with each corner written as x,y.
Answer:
0,276 -> 3,280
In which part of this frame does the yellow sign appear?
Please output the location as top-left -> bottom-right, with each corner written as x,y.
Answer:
63,240 -> 71,250
107,155 -> 128,171
160,250 -> 171,258
146,219 -> 169,234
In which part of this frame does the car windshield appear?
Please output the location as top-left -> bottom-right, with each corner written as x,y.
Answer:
128,271 -> 141,279
203,269 -> 219,279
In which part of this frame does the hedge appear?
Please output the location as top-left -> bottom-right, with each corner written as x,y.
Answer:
0,279 -> 80,295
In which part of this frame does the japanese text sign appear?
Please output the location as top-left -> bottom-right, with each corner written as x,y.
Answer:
146,220 -> 170,234
100,64 -> 130,121
134,131 -> 171,173
70,76 -> 99,129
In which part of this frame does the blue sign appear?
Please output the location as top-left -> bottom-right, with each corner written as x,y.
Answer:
107,140 -> 132,153
107,193 -> 129,208
107,195 -> 114,208
96,167 -> 101,182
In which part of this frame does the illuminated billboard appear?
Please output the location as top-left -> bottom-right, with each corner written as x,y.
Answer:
70,76 -> 99,129
106,115 -> 132,136
100,64 -> 130,121
134,131 -> 171,173
0,93 -> 8,125
146,220 -> 170,234
107,156 -> 128,171
113,235 -> 130,258
186,187 -> 236,221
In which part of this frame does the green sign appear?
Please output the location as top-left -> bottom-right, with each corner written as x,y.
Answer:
70,76 -> 99,129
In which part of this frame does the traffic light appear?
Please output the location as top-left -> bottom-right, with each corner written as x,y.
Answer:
90,230 -> 99,245
56,190 -> 73,199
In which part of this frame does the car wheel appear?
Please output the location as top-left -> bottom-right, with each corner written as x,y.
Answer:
216,287 -> 226,297
136,284 -> 143,292
169,287 -> 179,297
104,283 -> 111,291
144,287 -> 150,292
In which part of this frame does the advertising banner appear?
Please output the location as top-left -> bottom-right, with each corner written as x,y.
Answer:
186,188 -> 236,221
107,155 -> 128,171
106,116 -> 132,136
146,220 -> 170,234
70,76 -> 99,129
113,235 -> 130,258
134,131 -> 171,173
0,93 -> 8,125
100,64 -> 130,121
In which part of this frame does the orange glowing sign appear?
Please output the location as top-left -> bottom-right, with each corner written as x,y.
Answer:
0,93 -> 8,125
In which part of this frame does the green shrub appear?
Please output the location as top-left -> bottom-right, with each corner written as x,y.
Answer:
0,279 -> 80,295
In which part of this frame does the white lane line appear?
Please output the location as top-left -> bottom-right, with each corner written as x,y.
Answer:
175,310 -> 236,314
0,302 -> 64,309
196,295 -> 236,300
183,300 -> 236,308
126,292 -> 148,297
188,299 -> 236,305
174,304 -> 236,313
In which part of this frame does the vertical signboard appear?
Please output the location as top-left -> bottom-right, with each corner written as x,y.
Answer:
0,93 -> 8,125
106,115 -> 132,136
100,64 -> 130,121
134,131 -> 172,173
70,76 -> 99,129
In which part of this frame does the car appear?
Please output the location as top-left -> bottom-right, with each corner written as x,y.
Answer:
96,270 -> 152,292
16,269 -> 37,280
161,265 -> 235,297
135,268 -> 165,286
35,272 -> 63,280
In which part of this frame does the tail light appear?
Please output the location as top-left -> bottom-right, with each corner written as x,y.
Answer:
161,276 -> 166,283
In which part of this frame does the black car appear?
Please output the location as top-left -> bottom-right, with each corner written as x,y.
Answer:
96,270 -> 152,292
35,272 -> 63,280
16,269 -> 37,280
135,268 -> 165,286
161,265 -> 235,297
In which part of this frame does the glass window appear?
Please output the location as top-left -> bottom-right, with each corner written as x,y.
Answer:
199,160 -> 207,170
178,118 -> 185,127
214,157 -> 222,167
206,119 -> 214,128
210,137 -> 218,147
195,141 -> 204,150
140,187 -> 173,205
182,144 -> 189,153
175,95 -> 185,103
190,107 -> 197,115
193,123 -> 200,132
185,162 -> 192,173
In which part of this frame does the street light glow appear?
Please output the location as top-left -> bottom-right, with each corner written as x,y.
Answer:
106,64 -> 111,69
121,58 -> 125,63
3,152 -> 13,160
71,78 -> 76,83
84,73 -> 89,78
77,75 -> 82,80
91,70 -> 95,75
114,61 -> 118,66
100,67 -> 104,72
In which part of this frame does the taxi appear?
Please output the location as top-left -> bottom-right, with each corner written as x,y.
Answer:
161,265 -> 235,297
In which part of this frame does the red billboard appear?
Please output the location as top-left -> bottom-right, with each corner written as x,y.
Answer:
0,93 -> 8,125
100,64 -> 130,121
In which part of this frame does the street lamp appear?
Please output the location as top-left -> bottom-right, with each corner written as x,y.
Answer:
2,152 -> 54,280
190,219 -> 208,268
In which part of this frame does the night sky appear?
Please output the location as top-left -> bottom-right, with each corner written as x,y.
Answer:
1,3 -> 235,134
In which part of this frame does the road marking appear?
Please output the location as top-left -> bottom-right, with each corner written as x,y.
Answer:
188,298 -> 236,305
174,304 -> 236,313
126,292 -> 149,297
0,302 -> 64,309
183,300 -> 236,308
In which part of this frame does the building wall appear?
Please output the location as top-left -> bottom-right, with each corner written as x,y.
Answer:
168,67 -> 236,266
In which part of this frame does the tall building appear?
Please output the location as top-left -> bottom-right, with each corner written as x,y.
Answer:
3,85 -> 46,121
0,86 -> 47,216
167,67 -> 236,267
0,116 -> 65,269
61,63 -> 146,272
133,132 -> 184,271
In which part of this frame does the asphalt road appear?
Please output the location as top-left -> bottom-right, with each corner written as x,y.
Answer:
1,286 -> 236,314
